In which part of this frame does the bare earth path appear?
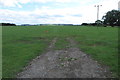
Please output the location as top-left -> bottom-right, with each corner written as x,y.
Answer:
17,38 -> 111,78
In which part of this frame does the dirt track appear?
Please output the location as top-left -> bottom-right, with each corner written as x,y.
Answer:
17,38 -> 111,78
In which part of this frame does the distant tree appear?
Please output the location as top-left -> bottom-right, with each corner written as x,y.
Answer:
90,23 -> 97,26
81,23 -> 97,26
95,20 -> 103,26
102,10 -> 120,27
81,23 -> 88,26
0,23 -> 16,26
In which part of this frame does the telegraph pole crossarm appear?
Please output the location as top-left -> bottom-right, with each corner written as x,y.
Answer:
94,5 -> 102,27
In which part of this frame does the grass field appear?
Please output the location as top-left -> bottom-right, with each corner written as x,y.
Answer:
2,26 -> 118,78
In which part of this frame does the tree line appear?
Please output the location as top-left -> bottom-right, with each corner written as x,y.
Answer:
0,23 -> 16,26
82,9 -> 120,27
102,10 -> 120,27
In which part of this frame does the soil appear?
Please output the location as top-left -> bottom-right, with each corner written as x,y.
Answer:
17,38 -> 112,78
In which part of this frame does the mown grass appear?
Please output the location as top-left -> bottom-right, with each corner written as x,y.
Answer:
2,26 -> 53,77
74,27 -> 118,77
54,38 -> 69,50
2,26 -> 118,78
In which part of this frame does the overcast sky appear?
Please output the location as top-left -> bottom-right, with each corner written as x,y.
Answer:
0,0 -> 119,25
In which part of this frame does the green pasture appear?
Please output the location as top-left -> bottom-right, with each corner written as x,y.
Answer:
2,26 -> 118,78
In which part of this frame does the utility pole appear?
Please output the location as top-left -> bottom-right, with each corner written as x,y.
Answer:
118,1 -> 120,11
94,5 -> 102,20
